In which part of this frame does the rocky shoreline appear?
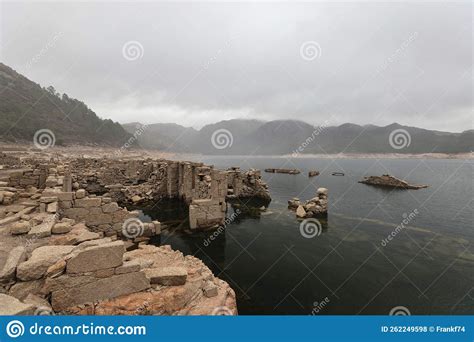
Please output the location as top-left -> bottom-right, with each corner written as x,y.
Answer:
0,149 -> 272,316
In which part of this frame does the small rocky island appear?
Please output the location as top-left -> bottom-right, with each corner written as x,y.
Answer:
288,188 -> 328,218
359,174 -> 428,189
0,149 -> 271,316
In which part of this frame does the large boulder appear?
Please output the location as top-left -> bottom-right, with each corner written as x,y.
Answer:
10,221 -> 31,235
17,245 -> 75,281
0,246 -> 27,283
0,294 -> 35,315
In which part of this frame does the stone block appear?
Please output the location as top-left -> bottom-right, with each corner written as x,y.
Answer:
86,213 -> 113,226
56,192 -> 74,201
75,198 -> 101,208
39,196 -> 58,203
102,202 -> 119,213
115,261 -> 140,274
203,280 -> 218,298
75,189 -> 86,199
5,204 -> 25,213
47,201 -> 58,213
145,267 -> 187,286
49,271 -> 150,311
28,219 -> 55,238
66,241 -> 124,274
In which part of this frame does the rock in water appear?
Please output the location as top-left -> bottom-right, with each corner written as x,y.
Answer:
296,205 -> 306,218
359,174 -> 428,189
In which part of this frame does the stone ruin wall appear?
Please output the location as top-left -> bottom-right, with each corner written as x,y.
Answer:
1,157 -> 269,230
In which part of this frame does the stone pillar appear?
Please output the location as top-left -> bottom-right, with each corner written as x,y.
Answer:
62,172 -> 72,192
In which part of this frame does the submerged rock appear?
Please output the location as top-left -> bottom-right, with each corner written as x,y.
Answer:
359,174 -> 428,189
289,188 -> 328,218
264,168 -> 300,174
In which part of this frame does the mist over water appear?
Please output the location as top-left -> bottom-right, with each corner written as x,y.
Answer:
137,157 -> 474,315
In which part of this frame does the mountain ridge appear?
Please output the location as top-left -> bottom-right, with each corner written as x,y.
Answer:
0,63 -> 133,146
124,120 -> 473,155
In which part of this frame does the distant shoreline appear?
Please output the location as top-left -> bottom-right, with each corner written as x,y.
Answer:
192,152 -> 473,160
0,144 -> 472,160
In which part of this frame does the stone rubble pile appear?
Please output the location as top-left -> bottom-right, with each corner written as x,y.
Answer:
0,151 -> 272,316
288,187 -> 328,218
0,234 -> 236,315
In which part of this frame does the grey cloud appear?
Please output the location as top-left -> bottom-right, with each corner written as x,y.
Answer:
1,1 -> 472,131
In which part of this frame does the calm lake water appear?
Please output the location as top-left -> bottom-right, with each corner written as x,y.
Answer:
135,157 -> 474,315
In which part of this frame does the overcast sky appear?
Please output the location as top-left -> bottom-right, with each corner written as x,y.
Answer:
1,1 -> 472,132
